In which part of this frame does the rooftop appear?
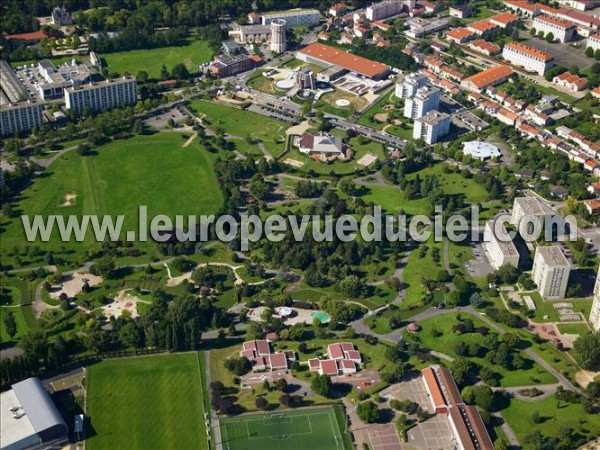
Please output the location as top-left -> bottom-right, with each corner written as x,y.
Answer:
490,11 -> 519,25
514,196 -> 551,216
462,65 -> 513,89
535,245 -> 570,268
505,41 -> 553,61
298,42 -> 388,78
534,14 -> 575,29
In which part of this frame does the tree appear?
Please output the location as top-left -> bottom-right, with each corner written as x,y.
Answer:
529,27 -> 536,36
531,410 -> 541,424
587,46 -> 595,58
160,64 -> 170,80
279,394 -> 291,406
255,396 -> 268,410
275,378 -> 287,392
545,32 -> 554,43
136,70 -> 149,83
339,275 -> 365,298
310,374 -> 332,397
133,119 -> 144,135
171,63 -> 190,80
3,312 -> 17,340
573,332 -> 600,370
356,401 -> 380,423
224,356 -> 252,375
119,321 -> 145,349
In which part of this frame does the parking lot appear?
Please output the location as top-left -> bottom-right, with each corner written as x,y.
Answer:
381,378 -> 456,449
143,107 -> 188,128
466,242 -> 494,278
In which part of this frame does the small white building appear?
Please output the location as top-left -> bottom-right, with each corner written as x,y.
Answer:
462,141 -> 501,160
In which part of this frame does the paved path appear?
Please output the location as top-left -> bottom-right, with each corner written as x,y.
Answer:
492,412 -> 520,448
204,351 -> 223,450
492,383 -> 559,402
257,142 -> 273,161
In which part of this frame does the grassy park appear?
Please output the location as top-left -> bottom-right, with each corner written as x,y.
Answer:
102,39 -> 213,78
86,353 -> 208,450
219,407 -> 351,450
0,133 -> 222,268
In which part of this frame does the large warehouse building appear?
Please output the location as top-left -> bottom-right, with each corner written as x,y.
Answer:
296,43 -> 389,79
0,377 -> 68,450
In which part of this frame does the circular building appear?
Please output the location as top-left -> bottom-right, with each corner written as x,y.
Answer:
270,19 -> 287,53
462,141 -> 501,161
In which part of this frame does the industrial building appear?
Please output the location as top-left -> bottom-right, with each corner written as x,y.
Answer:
65,76 -> 137,115
404,85 -> 440,119
296,43 -> 389,79
413,110 -> 450,144
0,377 -> 68,450
502,42 -> 554,76
421,365 -> 494,450
532,245 -> 571,300
483,219 -> 520,270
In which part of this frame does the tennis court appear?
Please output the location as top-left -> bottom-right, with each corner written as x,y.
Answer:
219,407 -> 351,450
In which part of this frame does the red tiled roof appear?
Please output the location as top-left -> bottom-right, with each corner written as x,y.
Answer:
320,359 -> 339,375
554,71 -> 587,87
437,366 -> 464,407
328,343 -> 345,359
490,11 -> 519,25
6,31 -> 48,41
298,42 -> 388,78
463,65 -> 513,89
338,359 -> 356,370
535,14 -> 574,29
447,27 -> 475,40
505,41 -> 553,61
256,340 -> 271,355
345,350 -> 361,362
340,342 -> 355,351
469,19 -> 498,33
422,368 -> 446,409
470,39 -> 501,54
308,358 -> 321,370
269,353 -> 287,369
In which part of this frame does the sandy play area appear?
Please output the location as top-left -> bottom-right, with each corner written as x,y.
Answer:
357,153 -> 377,167
50,273 -> 103,299
101,289 -> 149,319
283,158 -> 305,168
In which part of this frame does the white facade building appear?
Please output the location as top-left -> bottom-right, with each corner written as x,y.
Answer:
261,9 -> 320,27
590,271 -> 600,331
588,33 -> 600,52
366,0 -> 404,21
0,101 -> 45,137
533,15 -> 575,43
532,245 -> 571,300
511,197 -> 550,235
65,76 -> 137,115
404,86 -> 440,119
483,220 -> 520,270
502,42 -> 553,76
413,110 -> 450,144
395,72 -> 428,98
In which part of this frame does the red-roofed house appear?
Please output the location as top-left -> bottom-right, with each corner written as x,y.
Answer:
584,199 -> 600,215
338,359 -> 357,374
446,27 -> 476,44
269,353 -> 288,370
461,65 -> 513,92
327,343 -> 345,360
468,19 -> 499,35
468,39 -> 501,56
490,11 -> 519,28
588,181 -> 600,195
553,71 -> 588,91
320,359 -> 340,376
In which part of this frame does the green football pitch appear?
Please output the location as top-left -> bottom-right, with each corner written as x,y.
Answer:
219,407 -> 351,450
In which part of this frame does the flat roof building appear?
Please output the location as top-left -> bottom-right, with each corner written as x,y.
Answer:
208,54 -> 262,78
395,72 -> 428,99
510,196 -> 552,235
65,76 -> 137,115
0,377 -> 68,450
413,110 -> 450,144
462,141 -> 501,160
261,9 -> 320,27
532,245 -> 571,300
297,43 -> 389,79
404,85 -> 440,119
483,219 -> 520,270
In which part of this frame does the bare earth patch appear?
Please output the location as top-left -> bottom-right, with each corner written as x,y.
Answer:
60,192 -> 77,207
357,153 -> 377,167
50,273 -> 103,299
283,158 -> 305,168
373,113 -> 389,123
101,289 -> 149,319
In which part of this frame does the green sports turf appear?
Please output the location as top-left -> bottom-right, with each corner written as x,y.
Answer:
220,407 -> 351,450
0,133 -> 222,267
86,353 -> 208,450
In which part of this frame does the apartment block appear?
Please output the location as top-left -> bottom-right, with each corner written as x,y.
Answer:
395,72 -> 428,98
413,110 -> 450,144
261,9 -> 320,27
511,196 -> 550,234
483,220 -> 520,270
404,85 -> 440,119
502,42 -> 553,76
366,0 -> 404,21
533,14 -> 575,43
65,76 -> 137,115
208,54 -> 262,78
590,271 -> 600,331
532,245 -> 571,300
1,101 -> 45,137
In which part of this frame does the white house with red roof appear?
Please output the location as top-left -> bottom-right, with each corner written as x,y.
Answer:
308,342 -> 362,376
240,340 -> 295,372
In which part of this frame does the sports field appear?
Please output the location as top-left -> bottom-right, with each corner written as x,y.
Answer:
86,353 -> 208,450
0,133 -> 222,267
103,39 -> 213,78
220,407 -> 352,450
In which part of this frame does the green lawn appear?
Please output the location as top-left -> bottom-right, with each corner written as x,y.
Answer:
501,397 -> 600,444
0,133 -> 222,268
102,40 -> 213,78
220,407 -> 351,450
0,306 -> 30,343
410,313 -> 558,387
189,100 -> 287,154
86,353 -> 208,450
